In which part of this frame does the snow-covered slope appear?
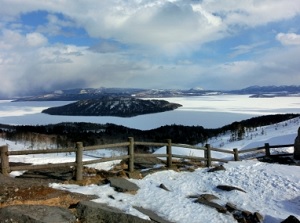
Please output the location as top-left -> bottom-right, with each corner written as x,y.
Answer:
209,116 -> 299,151
153,116 -> 300,161
2,117 -> 300,223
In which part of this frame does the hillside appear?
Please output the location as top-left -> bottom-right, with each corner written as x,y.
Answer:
2,113 -> 299,148
41,97 -> 182,117
1,116 -> 300,223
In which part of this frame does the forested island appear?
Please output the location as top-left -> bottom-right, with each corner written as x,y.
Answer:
42,97 -> 182,117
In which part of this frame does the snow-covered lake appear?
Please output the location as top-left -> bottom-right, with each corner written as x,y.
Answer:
0,95 -> 299,129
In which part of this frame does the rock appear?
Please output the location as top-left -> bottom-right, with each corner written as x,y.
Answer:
133,206 -> 174,223
0,205 -> 76,223
225,202 -> 264,223
194,199 -> 227,213
108,195 -> 115,200
242,210 -> 252,217
253,212 -> 264,222
225,202 -> 238,212
294,127 -> 300,160
187,194 -> 198,199
197,194 -> 219,201
76,201 -> 152,223
108,177 -> 140,193
238,219 -> 247,223
281,215 -> 300,223
233,210 -> 264,223
159,183 -> 170,191
208,165 -> 226,172
133,157 -> 165,169
216,184 -> 246,193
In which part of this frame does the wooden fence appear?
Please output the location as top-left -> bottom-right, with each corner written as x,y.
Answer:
0,137 -> 294,181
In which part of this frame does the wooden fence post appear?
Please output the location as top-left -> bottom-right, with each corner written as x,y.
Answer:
166,139 -> 172,168
233,148 -> 239,161
0,145 -> 9,176
265,143 -> 270,156
76,142 -> 83,181
128,137 -> 134,172
205,144 -> 211,167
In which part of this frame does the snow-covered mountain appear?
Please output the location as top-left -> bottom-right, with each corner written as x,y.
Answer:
12,85 -> 300,101
228,85 -> 300,97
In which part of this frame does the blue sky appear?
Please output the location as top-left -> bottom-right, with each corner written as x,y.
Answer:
0,0 -> 300,97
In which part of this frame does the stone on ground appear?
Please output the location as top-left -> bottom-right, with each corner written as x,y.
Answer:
0,205 -> 76,223
108,177 -> 140,193
208,165 -> 226,172
134,206 -> 175,223
76,201 -> 151,223
216,184 -> 246,193
194,198 -> 227,213
159,183 -> 170,191
281,215 -> 300,223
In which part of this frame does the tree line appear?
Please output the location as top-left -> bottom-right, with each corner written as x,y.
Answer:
0,113 -> 299,150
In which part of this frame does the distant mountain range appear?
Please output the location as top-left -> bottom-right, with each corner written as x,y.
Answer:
228,85 -> 300,97
42,96 -> 182,117
12,85 -> 300,101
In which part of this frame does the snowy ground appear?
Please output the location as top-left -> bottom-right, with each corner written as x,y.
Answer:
1,117 -> 300,223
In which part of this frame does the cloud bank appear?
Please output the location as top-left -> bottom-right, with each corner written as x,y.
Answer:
0,0 -> 300,96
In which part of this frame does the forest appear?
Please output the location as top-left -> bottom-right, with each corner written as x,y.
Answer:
0,113 -> 299,151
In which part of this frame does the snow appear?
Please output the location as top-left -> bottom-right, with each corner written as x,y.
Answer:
49,160 -> 300,223
1,115 -> 300,222
0,95 -> 299,129
208,117 -> 299,156
153,117 -> 300,161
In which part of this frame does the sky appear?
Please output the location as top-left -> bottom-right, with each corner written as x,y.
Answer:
1,0 -> 300,97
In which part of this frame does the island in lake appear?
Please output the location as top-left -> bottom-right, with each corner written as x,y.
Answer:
42,96 -> 182,117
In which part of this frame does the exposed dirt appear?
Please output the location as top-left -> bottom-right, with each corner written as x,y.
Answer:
0,166 -> 99,210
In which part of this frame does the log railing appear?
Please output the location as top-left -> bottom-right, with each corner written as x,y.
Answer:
0,137 -> 294,181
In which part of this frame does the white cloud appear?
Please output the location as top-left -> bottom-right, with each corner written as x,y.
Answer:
0,0 -> 300,96
208,46 -> 300,89
0,29 -> 23,50
76,1 -> 225,48
1,0 -> 300,49
276,32 -> 300,45
229,42 -> 268,58
26,32 -> 48,47
201,0 -> 300,27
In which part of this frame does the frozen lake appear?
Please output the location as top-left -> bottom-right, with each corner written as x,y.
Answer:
0,95 -> 299,130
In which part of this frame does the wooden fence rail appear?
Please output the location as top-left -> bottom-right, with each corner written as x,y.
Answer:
0,138 -> 294,181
